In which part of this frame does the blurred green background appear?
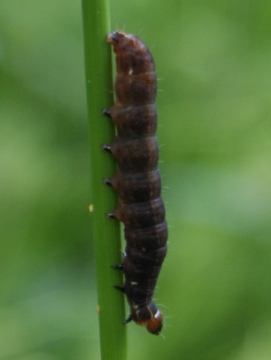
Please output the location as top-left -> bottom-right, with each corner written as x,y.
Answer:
1,1 -> 271,359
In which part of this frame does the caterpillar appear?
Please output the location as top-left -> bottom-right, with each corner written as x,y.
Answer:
103,30 -> 168,335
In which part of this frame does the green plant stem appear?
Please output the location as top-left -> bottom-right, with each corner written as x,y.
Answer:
81,1 -> 127,359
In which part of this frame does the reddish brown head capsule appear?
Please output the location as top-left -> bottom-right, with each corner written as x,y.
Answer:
146,310 -> 163,335
133,306 -> 163,335
105,30 -> 168,335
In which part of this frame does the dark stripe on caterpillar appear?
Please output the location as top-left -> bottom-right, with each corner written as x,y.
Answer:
103,30 -> 168,335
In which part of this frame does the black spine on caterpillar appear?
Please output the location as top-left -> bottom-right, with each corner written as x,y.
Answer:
103,30 -> 168,335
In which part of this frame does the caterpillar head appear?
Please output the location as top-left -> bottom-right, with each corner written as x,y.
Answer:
131,302 -> 163,335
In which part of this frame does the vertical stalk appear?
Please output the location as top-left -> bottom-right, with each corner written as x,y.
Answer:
81,1 -> 127,359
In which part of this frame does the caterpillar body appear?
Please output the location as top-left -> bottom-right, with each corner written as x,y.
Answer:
103,31 -> 168,335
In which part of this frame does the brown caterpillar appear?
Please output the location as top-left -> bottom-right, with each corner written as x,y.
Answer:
103,30 -> 168,335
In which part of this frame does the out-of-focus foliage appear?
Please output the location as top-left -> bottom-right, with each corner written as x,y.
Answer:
1,1 -> 271,359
